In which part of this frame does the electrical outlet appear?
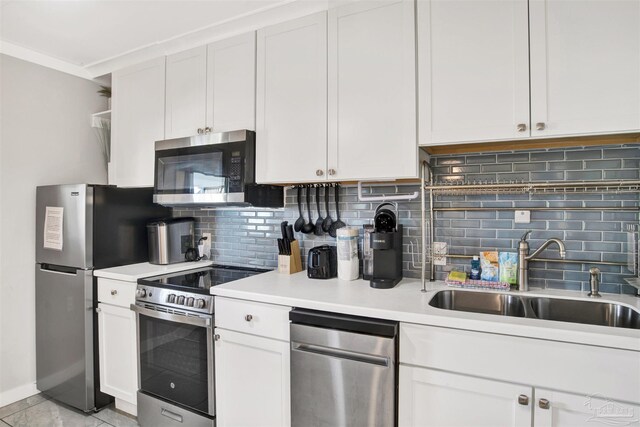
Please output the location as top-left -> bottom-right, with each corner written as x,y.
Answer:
202,233 -> 212,259
433,242 -> 448,266
515,210 -> 531,224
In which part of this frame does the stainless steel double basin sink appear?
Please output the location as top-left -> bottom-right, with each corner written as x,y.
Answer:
429,290 -> 640,330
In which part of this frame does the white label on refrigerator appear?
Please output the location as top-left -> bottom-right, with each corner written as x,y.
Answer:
43,206 -> 64,250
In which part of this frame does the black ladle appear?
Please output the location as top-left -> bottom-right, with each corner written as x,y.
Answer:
301,185 -> 315,234
329,183 -> 346,237
314,186 -> 324,236
322,184 -> 333,232
294,186 -> 305,232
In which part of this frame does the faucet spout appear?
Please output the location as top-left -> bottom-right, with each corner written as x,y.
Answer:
526,238 -> 567,261
517,233 -> 567,292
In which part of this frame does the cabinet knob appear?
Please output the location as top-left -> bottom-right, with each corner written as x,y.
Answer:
95,307 -> 101,313
110,289 -> 118,296
197,128 -> 203,134
536,122 -> 546,131
204,127 -> 212,134
244,314 -> 253,322
328,169 -> 336,176
539,398 -> 550,410
214,334 -> 220,341
518,395 -> 529,406
316,169 -> 324,177
517,123 -> 527,132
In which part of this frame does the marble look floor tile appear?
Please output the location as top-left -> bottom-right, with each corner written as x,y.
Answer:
2,400 -> 102,427
1,420 -> 10,426
0,394 -> 49,419
92,406 -> 138,427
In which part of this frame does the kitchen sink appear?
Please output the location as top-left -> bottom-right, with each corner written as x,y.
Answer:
428,290 -> 526,318
429,290 -> 640,330
529,297 -> 640,329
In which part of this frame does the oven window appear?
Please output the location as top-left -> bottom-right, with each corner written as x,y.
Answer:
138,314 -> 210,414
156,152 -> 227,194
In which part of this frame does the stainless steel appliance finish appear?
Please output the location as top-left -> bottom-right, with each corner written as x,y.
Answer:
155,129 -> 250,151
137,391 -> 214,427
290,309 -> 398,427
429,290 -> 640,330
147,218 -> 195,265
35,184 -> 170,413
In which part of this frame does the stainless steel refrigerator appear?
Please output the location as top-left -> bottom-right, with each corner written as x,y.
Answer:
35,184 -> 170,412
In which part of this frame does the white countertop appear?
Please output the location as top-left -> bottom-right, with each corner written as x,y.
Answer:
95,260 -> 213,281
211,271 -> 640,352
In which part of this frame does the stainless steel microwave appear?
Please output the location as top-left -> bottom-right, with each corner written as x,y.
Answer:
153,130 -> 283,208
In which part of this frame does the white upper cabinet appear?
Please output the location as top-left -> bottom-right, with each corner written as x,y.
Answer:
328,0 -> 417,180
417,0 -> 530,145
165,46 -> 207,139
111,57 -> 165,187
206,32 -> 256,133
529,0 -> 640,137
256,12 -> 328,184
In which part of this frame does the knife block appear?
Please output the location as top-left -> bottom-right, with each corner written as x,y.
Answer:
278,240 -> 303,274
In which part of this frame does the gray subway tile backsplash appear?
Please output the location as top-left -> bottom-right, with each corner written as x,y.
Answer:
174,143 -> 640,295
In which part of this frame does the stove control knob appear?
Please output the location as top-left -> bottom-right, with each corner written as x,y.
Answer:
186,297 -> 195,307
176,295 -> 185,305
195,299 -> 206,309
167,294 -> 176,304
136,288 -> 147,298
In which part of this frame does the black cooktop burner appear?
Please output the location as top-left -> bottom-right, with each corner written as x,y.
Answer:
138,265 -> 270,295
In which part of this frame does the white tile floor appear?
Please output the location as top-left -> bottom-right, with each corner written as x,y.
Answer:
0,394 -> 138,427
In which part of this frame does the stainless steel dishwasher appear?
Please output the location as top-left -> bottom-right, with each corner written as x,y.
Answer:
289,308 -> 398,427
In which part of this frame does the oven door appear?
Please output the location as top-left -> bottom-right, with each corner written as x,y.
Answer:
131,304 -> 215,416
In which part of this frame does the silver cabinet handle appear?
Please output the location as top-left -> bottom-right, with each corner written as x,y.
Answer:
204,127 -> 212,134
214,334 -> 220,341
316,169 -> 324,176
536,122 -> 546,131
328,169 -> 336,176
244,314 -> 253,322
518,395 -> 529,406
539,398 -> 550,409
197,128 -> 203,134
161,408 -> 183,423
517,123 -> 527,132
110,290 -> 117,296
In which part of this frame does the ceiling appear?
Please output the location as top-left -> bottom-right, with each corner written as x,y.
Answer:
0,0 -> 309,79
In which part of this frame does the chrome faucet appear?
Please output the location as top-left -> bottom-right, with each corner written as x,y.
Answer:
588,267 -> 601,297
517,231 -> 566,291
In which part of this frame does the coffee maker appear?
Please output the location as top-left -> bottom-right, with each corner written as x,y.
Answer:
369,203 -> 403,289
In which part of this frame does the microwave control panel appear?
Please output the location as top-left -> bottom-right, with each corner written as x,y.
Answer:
229,154 -> 243,192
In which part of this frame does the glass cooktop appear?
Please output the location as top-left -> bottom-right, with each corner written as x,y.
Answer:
137,265 -> 269,295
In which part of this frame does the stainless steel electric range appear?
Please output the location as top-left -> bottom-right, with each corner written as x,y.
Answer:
131,265 -> 269,427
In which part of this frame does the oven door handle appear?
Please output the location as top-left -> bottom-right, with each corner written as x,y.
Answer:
130,304 -> 211,328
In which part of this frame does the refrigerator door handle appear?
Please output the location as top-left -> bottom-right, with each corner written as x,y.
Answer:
39,264 -> 80,275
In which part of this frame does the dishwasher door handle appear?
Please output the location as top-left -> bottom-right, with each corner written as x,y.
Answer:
291,342 -> 390,367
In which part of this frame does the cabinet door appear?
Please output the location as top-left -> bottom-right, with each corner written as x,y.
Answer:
256,12 -> 328,184
111,57 -> 165,187
165,46 -> 207,139
207,32 -> 256,132
399,366 -> 532,427
97,303 -> 137,405
530,0 -> 640,137
417,0 -> 530,145
214,328 -> 290,427
328,0 -> 417,180
534,388 -> 640,427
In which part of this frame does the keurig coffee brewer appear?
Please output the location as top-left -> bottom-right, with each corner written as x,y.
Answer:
370,203 -> 403,288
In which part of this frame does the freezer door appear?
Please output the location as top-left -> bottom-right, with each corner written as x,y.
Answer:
36,184 -> 92,269
36,264 -> 95,412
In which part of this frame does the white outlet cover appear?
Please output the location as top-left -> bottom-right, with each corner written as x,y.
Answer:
202,232 -> 212,258
433,242 -> 447,266
515,210 -> 531,224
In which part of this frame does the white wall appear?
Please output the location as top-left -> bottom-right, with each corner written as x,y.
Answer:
0,54 -> 107,405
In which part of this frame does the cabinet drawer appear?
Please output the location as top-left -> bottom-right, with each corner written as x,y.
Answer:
215,297 -> 291,341
97,278 -> 136,308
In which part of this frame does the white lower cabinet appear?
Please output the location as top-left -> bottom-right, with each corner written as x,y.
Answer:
214,297 -> 291,427
399,366 -> 532,427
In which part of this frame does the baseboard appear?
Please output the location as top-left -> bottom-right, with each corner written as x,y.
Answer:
0,382 -> 39,407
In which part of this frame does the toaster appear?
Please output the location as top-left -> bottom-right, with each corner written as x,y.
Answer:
147,217 -> 195,265
307,245 -> 337,279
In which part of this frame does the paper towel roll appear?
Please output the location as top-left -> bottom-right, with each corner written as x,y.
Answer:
337,227 -> 359,280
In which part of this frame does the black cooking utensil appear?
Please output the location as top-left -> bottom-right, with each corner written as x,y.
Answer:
314,185 -> 324,236
329,183 -> 346,237
322,184 -> 334,232
302,185 -> 315,234
294,186 -> 305,232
